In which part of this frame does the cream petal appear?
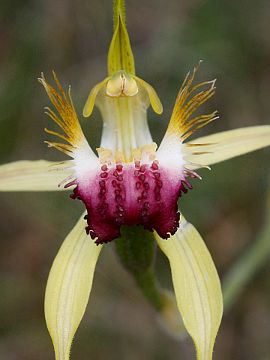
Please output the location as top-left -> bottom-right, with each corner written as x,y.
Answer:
45,213 -> 102,360
185,125 -> 270,169
96,86 -> 154,160
155,217 -> 223,360
0,160 -> 73,191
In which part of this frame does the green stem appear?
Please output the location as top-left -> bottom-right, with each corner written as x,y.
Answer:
113,0 -> 126,28
134,269 -> 164,311
115,225 -> 165,311
223,194 -> 270,311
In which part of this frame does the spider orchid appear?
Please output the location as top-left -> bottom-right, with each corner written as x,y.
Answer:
1,1 -> 270,359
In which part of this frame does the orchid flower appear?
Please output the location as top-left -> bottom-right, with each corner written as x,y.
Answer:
1,1 -> 270,360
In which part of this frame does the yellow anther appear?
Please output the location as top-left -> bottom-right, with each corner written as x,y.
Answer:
132,148 -> 142,162
115,150 -> 125,163
141,143 -> 158,161
96,147 -> 113,164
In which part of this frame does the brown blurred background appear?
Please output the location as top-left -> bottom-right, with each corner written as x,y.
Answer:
0,0 -> 270,359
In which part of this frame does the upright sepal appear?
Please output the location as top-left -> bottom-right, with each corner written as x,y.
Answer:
108,0 -> 135,75
155,217 -> 223,360
45,214 -> 102,360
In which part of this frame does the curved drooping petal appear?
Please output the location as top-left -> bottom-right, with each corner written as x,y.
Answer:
184,125 -> 270,169
155,217 -> 223,360
45,213 -> 102,360
0,160 -> 73,191
134,76 -> 163,115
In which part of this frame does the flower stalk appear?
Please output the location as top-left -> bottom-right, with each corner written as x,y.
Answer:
223,178 -> 270,311
115,226 -> 164,311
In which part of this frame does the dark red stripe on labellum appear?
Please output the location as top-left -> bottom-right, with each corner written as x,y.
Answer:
71,162 -> 196,244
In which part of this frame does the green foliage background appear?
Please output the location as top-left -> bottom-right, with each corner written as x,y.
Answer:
0,0 -> 269,359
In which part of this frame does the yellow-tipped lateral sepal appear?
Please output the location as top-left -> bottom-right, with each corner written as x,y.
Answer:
155,216 -> 223,360
108,0 -> 135,75
163,62 -> 218,143
39,72 -> 90,158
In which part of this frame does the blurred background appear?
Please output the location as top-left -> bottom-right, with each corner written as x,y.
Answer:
0,0 -> 270,358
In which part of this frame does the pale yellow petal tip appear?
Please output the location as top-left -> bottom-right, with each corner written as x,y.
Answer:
82,100 -> 93,118
151,97 -> 163,115
157,290 -> 187,341
134,76 -> 163,115
83,77 -> 109,118
149,91 -> 163,115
